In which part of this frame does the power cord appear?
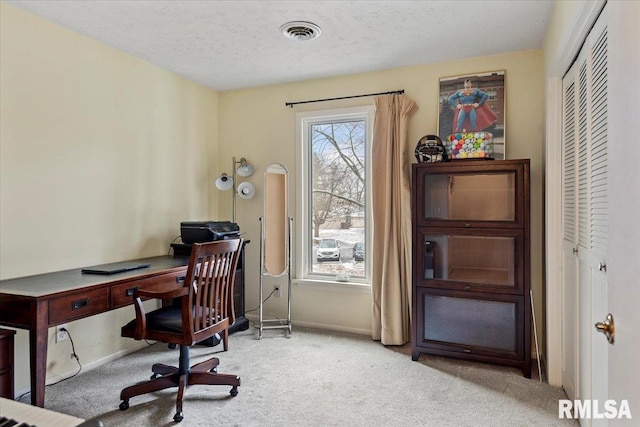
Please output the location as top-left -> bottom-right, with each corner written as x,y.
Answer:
245,287 -> 277,313
167,235 -> 182,255
17,327 -> 82,403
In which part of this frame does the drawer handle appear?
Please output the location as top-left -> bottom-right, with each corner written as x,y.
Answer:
463,348 -> 472,353
125,287 -> 139,297
463,223 -> 472,228
72,299 -> 89,310
177,275 -> 186,283
464,285 -> 471,290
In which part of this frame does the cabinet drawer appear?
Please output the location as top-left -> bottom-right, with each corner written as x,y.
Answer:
49,288 -> 109,324
111,271 -> 185,308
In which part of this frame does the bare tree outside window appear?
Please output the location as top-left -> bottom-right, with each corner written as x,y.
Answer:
310,120 -> 366,277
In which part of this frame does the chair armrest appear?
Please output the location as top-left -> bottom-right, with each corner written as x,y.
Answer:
131,286 -> 188,339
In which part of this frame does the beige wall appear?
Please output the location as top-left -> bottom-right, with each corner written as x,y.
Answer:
0,4 -> 219,392
219,49 -> 546,344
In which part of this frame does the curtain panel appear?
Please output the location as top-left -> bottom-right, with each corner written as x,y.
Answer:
371,94 -> 417,345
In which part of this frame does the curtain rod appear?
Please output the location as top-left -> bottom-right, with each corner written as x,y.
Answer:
285,90 -> 404,108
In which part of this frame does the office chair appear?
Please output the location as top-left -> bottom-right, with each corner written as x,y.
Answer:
118,239 -> 243,423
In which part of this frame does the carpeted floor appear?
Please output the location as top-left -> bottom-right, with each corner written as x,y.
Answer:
35,327 -> 577,426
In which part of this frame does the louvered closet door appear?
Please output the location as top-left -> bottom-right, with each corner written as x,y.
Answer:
561,64 -> 579,402
561,6 -> 608,427
586,19 -> 608,427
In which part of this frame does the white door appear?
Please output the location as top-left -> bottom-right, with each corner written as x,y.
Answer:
561,61 -> 579,402
606,1 -> 640,424
562,3 -> 640,425
561,6 -> 610,426
580,13 -> 609,427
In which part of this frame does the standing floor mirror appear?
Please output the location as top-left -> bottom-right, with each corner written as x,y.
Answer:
256,163 -> 292,338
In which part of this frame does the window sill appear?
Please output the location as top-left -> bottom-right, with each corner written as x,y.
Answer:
293,278 -> 371,293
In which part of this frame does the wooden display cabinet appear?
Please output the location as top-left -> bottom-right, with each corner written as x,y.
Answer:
411,159 -> 531,377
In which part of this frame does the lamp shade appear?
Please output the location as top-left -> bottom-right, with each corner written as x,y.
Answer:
237,163 -> 255,177
237,182 -> 255,199
215,173 -> 233,191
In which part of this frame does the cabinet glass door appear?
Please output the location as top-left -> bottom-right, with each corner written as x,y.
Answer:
422,293 -> 519,355
423,172 -> 515,221
412,161 -> 527,229
417,228 -> 523,294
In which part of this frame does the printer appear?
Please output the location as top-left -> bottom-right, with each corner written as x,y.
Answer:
172,221 -> 241,257
180,221 -> 240,243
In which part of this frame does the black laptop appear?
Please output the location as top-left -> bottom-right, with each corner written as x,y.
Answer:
81,261 -> 151,275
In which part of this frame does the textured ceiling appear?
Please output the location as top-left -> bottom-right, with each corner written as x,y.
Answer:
5,0 -> 554,91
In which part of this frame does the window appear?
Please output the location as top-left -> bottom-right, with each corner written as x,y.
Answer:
296,106 -> 374,284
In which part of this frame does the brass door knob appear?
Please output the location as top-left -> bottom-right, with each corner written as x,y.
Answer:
595,313 -> 615,344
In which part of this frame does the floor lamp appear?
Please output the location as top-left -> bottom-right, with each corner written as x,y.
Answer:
215,156 -> 255,223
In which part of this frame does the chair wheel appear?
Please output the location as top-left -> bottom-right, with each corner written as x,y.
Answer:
230,386 -> 239,396
119,400 -> 129,411
174,411 -> 184,422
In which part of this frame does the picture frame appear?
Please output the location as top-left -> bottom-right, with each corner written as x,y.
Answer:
438,71 -> 505,160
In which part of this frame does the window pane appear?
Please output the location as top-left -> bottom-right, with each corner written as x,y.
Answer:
310,120 -> 366,278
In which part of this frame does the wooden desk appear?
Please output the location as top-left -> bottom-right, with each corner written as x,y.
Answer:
0,255 -> 189,407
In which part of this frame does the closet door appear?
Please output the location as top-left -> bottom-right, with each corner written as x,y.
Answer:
561,65 -> 578,401
586,19 -> 608,427
561,7 -> 609,427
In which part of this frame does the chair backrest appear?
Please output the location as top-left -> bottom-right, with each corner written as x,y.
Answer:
181,239 -> 242,344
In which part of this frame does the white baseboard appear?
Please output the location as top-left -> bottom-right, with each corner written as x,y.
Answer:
244,313 -> 372,337
14,341 -> 149,400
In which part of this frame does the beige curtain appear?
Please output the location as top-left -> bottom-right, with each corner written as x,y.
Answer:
371,94 -> 417,345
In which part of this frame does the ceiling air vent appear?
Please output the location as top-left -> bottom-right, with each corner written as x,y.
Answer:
280,21 -> 322,41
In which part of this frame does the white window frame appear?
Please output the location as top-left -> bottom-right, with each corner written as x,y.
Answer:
294,105 -> 374,288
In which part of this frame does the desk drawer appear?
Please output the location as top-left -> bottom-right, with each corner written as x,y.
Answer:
49,288 -> 109,324
110,271 -> 185,309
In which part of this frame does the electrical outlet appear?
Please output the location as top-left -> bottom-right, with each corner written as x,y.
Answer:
273,285 -> 281,298
56,324 -> 68,343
